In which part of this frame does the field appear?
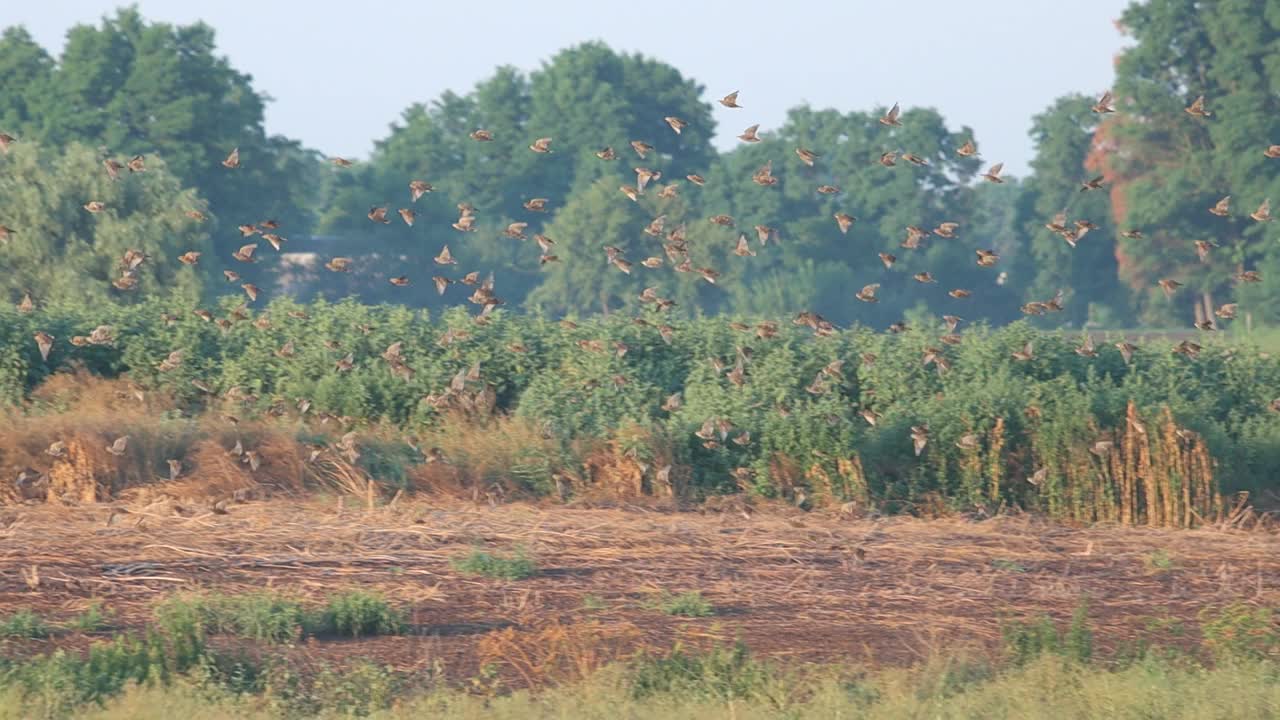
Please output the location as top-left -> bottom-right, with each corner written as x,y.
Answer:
3,496 -> 1277,683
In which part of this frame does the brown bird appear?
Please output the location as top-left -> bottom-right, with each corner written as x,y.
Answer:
1265,145 -> 1280,159
0,225 -> 14,243
432,276 -> 452,295
699,267 -> 720,284
981,163 -> 1005,183
237,224 -> 259,237
796,147 -> 818,166
434,245 -> 457,265
719,90 -> 743,108
33,331 -> 54,361
241,284 -> 260,302
1173,340 -> 1202,358
1236,269 -> 1263,283
902,225 -> 928,249
949,289 -> 972,299
910,425 -> 929,456
879,102 -> 902,127
933,222 -> 960,239
177,251 -> 201,266
1120,229 -> 1143,239
879,252 -> 897,268
324,257 -> 352,273
469,129 -> 493,141
687,173 -> 706,186
1185,95 -> 1211,118
1115,341 -> 1137,363
879,150 -> 898,167
1209,195 -> 1231,217
232,244 -> 257,263
223,269 -> 240,283
595,146 -> 617,161
262,233 -> 286,251
84,201 -> 106,213
752,162 -> 776,186
902,153 -> 928,166
330,156 -> 353,168
1080,175 -> 1105,192
0,132 -> 15,153
733,234 -> 756,257
1251,199 -> 1272,222
368,206 -> 390,224
817,184 -> 840,195
1215,303 -> 1238,319
956,139 -> 977,157
1158,278 -> 1183,297
913,271 -> 936,283
1195,240 -> 1217,263
834,213 -> 856,234
106,436 -> 129,456
664,116 -> 688,134
738,124 -> 761,142
754,224 -> 777,245
523,197 -> 549,212
976,249 -> 1000,267
17,293 -> 34,314
409,180 -> 433,201
397,208 -> 415,226
504,221 -> 529,240
620,185 -> 640,202
103,158 -> 124,180
630,140 -> 654,158
452,214 -> 477,232
222,147 -> 240,169
855,284 -> 880,303
860,409 -> 881,426
709,214 -> 735,227
1011,341 -> 1034,362
1092,90 -> 1116,114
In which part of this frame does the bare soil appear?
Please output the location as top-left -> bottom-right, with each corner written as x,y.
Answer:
1,497 -> 1277,686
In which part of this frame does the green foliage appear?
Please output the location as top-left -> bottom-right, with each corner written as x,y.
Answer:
450,547 -> 538,580
1144,549 -> 1176,573
0,141 -> 210,308
155,593 -> 303,645
0,609 -> 50,638
629,641 -> 773,702
1001,601 -> 1093,666
647,591 -> 715,618
1199,602 -> 1278,663
310,591 -> 404,639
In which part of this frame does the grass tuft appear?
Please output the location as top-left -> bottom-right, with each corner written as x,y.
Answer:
450,548 -> 538,580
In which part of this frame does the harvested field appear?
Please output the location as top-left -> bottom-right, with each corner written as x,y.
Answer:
2,497 -> 1277,687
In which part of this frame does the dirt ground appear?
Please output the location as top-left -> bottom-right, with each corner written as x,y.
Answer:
1,496 -> 1277,685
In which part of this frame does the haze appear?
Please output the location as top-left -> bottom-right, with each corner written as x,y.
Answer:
7,0 -> 1132,176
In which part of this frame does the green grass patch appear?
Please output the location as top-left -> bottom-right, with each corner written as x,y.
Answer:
309,591 -> 405,638
449,548 -> 538,580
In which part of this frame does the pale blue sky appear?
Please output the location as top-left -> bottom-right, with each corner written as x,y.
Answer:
6,1 -> 1134,175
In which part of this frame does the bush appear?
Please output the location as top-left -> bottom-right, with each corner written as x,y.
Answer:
1002,601 -> 1093,666
1200,603 -> 1278,663
309,591 -> 405,638
0,610 -> 50,638
450,548 -> 538,580
649,591 -> 715,618
155,593 -> 304,644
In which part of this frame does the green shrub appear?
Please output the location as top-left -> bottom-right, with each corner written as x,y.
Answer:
647,591 -> 715,618
1200,603 -> 1278,662
155,593 -> 304,644
450,548 -> 538,580
1002,601 -> 1092,666
629,641 -> 773,702
67,602 -> 113,633
0,610 -> 50,639
309,591 -> 405,638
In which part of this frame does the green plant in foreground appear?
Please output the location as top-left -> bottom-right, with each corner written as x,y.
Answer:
156,593 -> 304,644
1002,600 -> 1093,666
0,610 -> 50,638
450,548 -> 538,580
581,594 -> 607,611
1200,602 -> 1278,662
310,591 -> 405,638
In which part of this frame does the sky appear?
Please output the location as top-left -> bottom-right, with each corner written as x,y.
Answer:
6,1 -> 1134,176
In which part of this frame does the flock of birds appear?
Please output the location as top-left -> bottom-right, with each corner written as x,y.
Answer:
0,85 -> 1276,496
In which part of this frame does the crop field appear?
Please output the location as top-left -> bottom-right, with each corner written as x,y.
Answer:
3,496 -> 1276,686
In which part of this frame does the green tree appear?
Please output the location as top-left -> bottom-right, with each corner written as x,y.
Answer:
0,27 -> 55,130
1108,0 -> 1280,324
1016,95 -> 1129,327
0,141 -> 211,307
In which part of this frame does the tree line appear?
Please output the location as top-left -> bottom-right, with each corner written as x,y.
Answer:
2,2 -> 1279,329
